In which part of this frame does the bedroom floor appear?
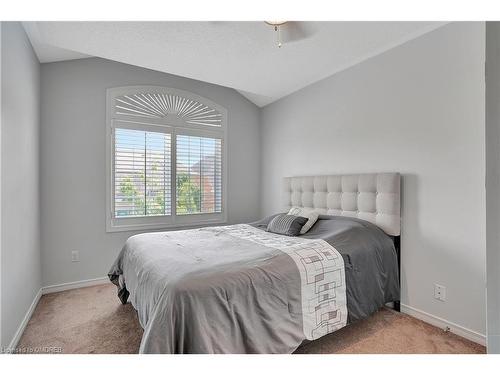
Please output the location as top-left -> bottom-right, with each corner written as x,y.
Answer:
16,284 -> 485,354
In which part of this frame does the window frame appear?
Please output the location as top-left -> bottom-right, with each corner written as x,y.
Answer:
106,86 -> 227,233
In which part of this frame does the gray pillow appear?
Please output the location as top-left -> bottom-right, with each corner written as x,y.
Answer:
266,214 -> 308,236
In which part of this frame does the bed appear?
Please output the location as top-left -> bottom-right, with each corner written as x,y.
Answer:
108,173 -> 401,354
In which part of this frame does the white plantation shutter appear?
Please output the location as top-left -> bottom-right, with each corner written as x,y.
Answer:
107,86 -> 226,232
114,128 -> 171,218
176,135 -> 222,215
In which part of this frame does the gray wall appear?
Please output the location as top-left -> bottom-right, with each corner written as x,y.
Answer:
486,22 -> 500,353
40,58 -> 261,286
1,22 -> 41,347
261,23 -> 486,336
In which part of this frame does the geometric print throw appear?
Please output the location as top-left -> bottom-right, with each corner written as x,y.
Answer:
206,224 -> 347,340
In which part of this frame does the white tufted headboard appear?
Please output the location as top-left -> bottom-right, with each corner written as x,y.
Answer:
283,173 -> 401,236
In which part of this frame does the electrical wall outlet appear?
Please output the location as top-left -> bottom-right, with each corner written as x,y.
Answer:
71,250 -> 80,262
434,284 -> 446,301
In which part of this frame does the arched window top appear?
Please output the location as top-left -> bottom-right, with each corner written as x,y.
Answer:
107,86 -> 227,129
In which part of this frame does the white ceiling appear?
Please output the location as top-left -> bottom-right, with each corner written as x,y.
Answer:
23,21 -> 446,107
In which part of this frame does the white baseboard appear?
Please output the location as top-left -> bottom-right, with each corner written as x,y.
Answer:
6,288 -> 42,351
401,303 -> 486,346
42,276 -> 110,294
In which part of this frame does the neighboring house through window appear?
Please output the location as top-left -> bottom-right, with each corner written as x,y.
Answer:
106,86 -> 227,232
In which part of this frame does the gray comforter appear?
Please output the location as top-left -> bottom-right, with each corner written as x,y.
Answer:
108,215 -> 399,354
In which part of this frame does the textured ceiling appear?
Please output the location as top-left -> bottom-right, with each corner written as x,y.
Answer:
23,21 -> 446,106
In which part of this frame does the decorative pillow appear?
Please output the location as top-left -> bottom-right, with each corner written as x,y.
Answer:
266,214 -> 308,236
288,206 -> 320,234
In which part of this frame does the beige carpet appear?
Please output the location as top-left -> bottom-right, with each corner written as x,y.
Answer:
17,284 -> 485,354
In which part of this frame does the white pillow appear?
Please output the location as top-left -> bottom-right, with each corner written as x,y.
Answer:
287,207 -> 320,234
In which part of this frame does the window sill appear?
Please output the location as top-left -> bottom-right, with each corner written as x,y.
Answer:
106,218 -> 228,233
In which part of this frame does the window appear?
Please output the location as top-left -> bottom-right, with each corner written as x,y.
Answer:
114,128 -> 171,218
176,135 -> 222,215
106,87 -> 227,232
